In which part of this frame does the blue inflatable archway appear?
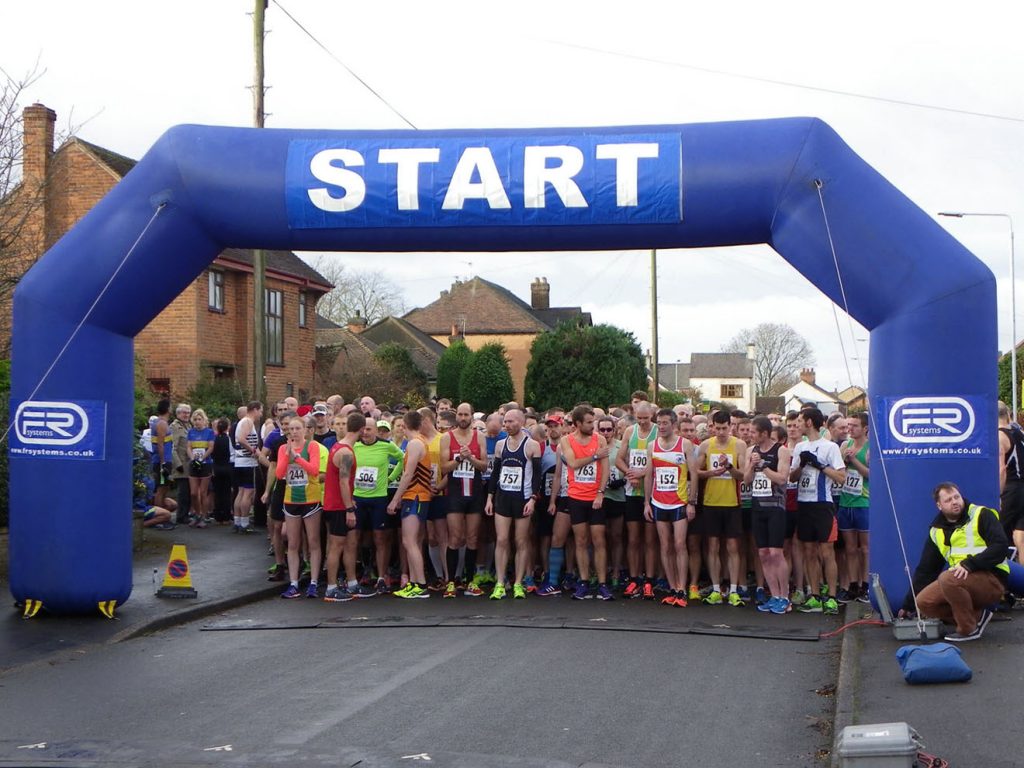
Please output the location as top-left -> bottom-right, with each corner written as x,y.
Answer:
10,118 -> 996,614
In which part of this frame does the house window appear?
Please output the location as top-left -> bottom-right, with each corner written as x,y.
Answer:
148,378 -> 170,396
265,289 -> 283,365
298,291 -> 307,328
208,270 -> 224,311
721,384 -> 744,399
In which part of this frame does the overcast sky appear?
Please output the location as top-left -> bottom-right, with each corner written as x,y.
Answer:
4,1 -> 1022,393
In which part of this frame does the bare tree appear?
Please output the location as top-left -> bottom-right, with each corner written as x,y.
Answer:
304,255 -> 408,326
723,323 -> 815,396
0,66 -> 45,314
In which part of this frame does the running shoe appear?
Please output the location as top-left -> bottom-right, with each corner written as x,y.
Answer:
393,583 -> 414,598
770,597 -> 792,614
152,522 -> 177,531
267,563 -> 286,582
572,582 -> 590,600
305,583 -> 320,599
798,596 -> 823,613
642,581 -> 655,600
376,578 -> 391,595
755,587 -> 768,605
561,573 -> 578,592
856,587 -> 871,605
281,584 -> 301,599
687,585 -> 701,602
195,518 -> 209,529
703,590 -> 723,606
757,596 -> 776,613
444,581 -> 458,599
819,583 -> 830,598
408,584 -> 430,599
789,590 -> 806,606
489,583 -> 507,600
661,593 -> 678,606
589,575 -> 599,589
596,584 -> 614,601
737,585 -> 751,602
654,578 -> 671,594
610,576 -> 622,591
523,575 -> 537,593
300,561 -> 311,580
324,586 -> 353,603
464,582 -> 485,597
698,585 -> 713,599
823,597 -> 839,615
427,579 -> 445,593
674,593 -> 688,608
351,583 -> 377,599
513,583 -> 527,600
727,591 -> 745,607
836,588 -> 853,604
536,582 -> 561,597
267,544 -> 275,557
478,571 -> 496,586
623,579 -> 642,599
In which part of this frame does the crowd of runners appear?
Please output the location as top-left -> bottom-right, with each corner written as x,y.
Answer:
142,392 -> 874,616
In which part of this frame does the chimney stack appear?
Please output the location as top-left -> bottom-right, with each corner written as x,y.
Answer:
746,342 -> 756,361
531,276 -> 550,310
799,368 -> 816,385
21,103 -> 56,251
346,309 -> 367,334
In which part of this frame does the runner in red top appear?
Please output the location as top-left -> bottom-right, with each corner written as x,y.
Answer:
324,412 -> 367,602
439,402 -> 488,598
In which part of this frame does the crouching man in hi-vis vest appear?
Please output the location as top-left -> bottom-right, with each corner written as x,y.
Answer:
901,482 -> 1010,642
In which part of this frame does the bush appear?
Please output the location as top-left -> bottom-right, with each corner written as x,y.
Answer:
185,375 -> 252,425
460,342 -> 514,414
524,323 -> 647,411
435,340 -> 473,402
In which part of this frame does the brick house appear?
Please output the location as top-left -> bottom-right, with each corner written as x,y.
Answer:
2,103 -> 331,401
316,313 -> 446,398
402,276 -> 592,402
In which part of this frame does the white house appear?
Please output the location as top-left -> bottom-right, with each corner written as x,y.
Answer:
658,347 -> 756,412
780,368 -> 841,415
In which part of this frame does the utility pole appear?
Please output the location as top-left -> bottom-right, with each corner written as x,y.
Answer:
650,249 -> 659,397
252,0 -> 267,404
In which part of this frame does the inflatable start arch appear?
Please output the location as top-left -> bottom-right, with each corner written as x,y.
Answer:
9,118 -> 997,614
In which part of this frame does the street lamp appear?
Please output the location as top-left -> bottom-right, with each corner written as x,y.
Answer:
939,212 -> 1017,417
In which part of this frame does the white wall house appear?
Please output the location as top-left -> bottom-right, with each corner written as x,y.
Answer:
780,369 -> 841,415
658,348 -> 756,412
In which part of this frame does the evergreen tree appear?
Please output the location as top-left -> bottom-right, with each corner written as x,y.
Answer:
459,342 -> 514,413
524,322 -> 647,411
435,340 -> 473,402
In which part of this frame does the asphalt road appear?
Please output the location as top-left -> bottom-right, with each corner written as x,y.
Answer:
0,595 -> 841,767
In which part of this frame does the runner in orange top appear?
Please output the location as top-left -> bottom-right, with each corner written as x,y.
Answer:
387,410 -> 433,599
558,405 -> 610,600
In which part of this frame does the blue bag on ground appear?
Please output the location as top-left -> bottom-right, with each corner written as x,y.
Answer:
895,642 -> 972,684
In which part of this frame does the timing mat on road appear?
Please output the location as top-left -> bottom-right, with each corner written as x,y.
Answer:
200,614 -> 822,641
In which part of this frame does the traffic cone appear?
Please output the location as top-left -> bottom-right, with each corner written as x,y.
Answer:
156,543 -> 198,598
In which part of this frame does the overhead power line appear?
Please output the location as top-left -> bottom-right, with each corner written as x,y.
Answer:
544,38 -> 1024,124
271,0 -> 417,129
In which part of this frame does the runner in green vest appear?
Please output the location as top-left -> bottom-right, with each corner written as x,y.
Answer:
837,412 -> 870,604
